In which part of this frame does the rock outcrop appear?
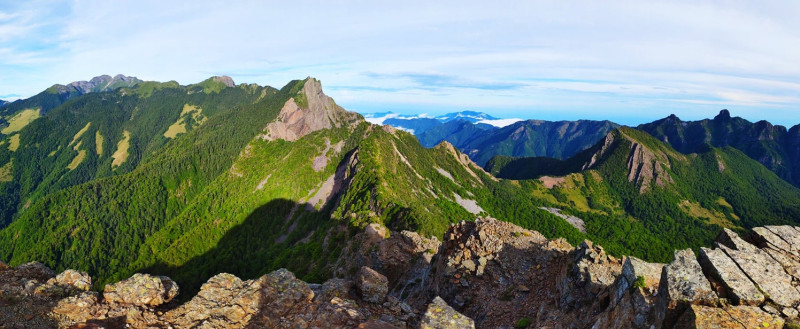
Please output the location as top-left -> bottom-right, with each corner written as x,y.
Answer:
261,78 -> 362,141
4,221 -> 800,328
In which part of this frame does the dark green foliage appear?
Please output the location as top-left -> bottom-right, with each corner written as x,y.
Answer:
633,275 -> 646,289
514,317 -> 532,328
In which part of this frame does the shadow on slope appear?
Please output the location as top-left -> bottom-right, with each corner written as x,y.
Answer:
140,197 -> 347,302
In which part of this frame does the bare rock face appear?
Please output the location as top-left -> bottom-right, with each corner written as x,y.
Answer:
560,240 -> 622,309
103,273 -> 179,306
655,249 -> 718,328
213,75 -> 235,87
420,296 -> 475,329
716,228 -> 800,307
357,266 -> 389,304
9,222 -> 800,328
698,247 -> 764,305
626,140 -> 674,192
262,78 -> 361,141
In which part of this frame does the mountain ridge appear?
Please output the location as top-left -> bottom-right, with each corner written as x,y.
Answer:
639,109 -> 800,187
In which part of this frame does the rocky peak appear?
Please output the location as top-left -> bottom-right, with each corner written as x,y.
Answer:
212,75 -> 235,87
261,77 -> 361,141
714,109 -> 731,121
65,74 -> 142,94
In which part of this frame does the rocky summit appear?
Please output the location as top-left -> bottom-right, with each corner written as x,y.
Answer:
1,218 -> 799,328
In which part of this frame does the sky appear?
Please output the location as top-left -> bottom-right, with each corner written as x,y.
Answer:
1,1 -> 800,126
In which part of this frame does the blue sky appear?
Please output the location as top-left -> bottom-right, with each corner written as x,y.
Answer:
2,1 -> 800,126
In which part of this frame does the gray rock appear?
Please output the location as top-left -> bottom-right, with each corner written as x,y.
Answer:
697,247 -> 763,305
420,296 -> 475,329
655,249 -> 717,328
103,273 -> 179,306
715,229 -> 800,307
47,269 -> 92,292
753,227 -> 793,253
765,226 -> 800,252
356,266 -> 388,304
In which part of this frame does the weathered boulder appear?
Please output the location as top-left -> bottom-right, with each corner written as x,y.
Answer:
165,272 -> 262,327
103,273 -> 179,306
52,291 -> 99,323
48,269 -> 92,292
697,247 -> 764,305
421,296 -> 475,329
357,266 -> 388,304
674,305 -> 784,329
655,249 -> 717,328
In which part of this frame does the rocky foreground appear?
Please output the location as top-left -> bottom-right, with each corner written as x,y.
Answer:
2,218 -> 800,328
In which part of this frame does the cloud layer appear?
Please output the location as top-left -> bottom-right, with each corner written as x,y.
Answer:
1,1 -> 799,125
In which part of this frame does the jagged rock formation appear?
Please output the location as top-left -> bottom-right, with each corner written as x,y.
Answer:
261,77 -> 361,141
639,110 -> 800,188
51,74 -> 142,95
4,220 -> 800,328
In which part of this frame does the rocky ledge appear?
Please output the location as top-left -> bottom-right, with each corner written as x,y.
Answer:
3,219 -> 800,328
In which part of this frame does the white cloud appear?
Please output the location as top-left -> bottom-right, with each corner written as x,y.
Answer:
476,118 -> 523,128
1,1 -> 800,125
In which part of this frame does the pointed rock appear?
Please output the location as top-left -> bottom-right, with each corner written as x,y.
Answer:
356,266 -> 388,304
262,78 -> 361,141
421,296 -> 475,329
655,249 -> 718,328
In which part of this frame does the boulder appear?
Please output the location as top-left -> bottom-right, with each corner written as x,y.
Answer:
48,269 -> 92,291
697,247 -> 763,305
164,273 -> 259,327
357,266 -> 388,304
420,296 -> 475,329
674,305 -> 784,329
103,273 -> 179,306
52,291 -> 99,322
655,249 -> 717,328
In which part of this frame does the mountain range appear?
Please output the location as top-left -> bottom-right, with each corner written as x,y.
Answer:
638,109 -> 800,188
367,111 -> 620,166
2,75 -> 800,327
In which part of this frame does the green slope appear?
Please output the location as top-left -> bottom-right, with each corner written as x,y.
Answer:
0,78 -> 587,296
0,78 -> 269,227
487,127 -> 800,261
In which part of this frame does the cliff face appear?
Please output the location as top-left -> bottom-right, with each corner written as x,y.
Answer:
3,219 -> 799,328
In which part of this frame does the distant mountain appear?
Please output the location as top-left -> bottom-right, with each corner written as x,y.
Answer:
458,119 -> 620,166
363,110 -> 514,136
416,119 -> 492,147
59,74 -> 142,95
0,100 -> 8,108
0,74 -> 145,120
638,110 -> 800,187
370,111 -> 618,166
